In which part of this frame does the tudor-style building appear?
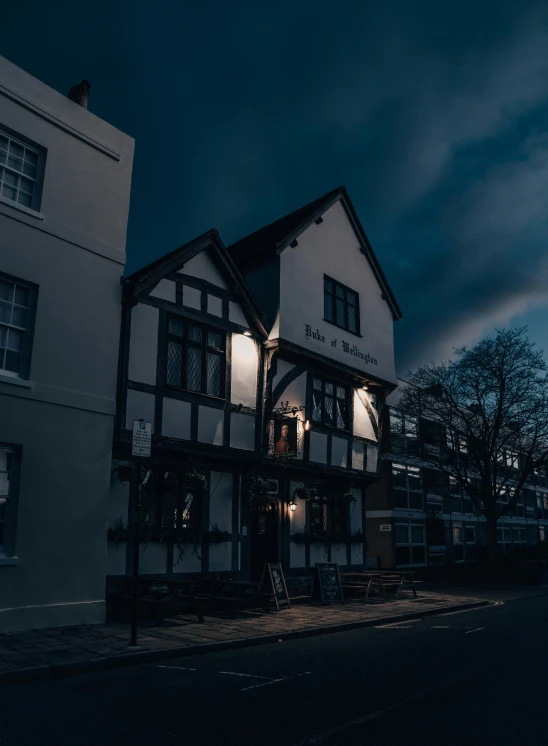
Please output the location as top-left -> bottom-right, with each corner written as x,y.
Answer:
227,187 -> 402,588
107,187 -> 402,593
108,231 -> 266,583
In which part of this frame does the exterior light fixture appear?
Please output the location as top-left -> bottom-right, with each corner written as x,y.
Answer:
304,420 -> 311,431
362,385 -> 368,391
243,331 -> 252,337
289,500 -> 297,512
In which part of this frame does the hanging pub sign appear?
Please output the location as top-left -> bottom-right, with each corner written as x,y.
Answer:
272,417 -> 298,458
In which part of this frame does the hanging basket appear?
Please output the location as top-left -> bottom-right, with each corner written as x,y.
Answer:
294,488 -> 310,501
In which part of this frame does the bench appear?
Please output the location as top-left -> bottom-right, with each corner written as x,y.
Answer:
121,578 -> 205,623
340,571 -> 418,603
195,579 -> 274,615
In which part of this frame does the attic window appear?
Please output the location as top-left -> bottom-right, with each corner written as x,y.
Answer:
324,276 -> 360,336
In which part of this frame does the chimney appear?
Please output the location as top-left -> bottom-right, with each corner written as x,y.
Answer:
67,80 -> 91,109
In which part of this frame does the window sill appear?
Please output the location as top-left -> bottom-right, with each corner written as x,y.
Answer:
0,194 -> 44,220
323,318 -> 362,338
0,373 -> 34,389
0,556 -> 19,566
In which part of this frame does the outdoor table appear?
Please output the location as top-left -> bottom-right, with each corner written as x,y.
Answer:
194,578 -> 273,613
137,575 -> 205,622
340,570 -> 418,600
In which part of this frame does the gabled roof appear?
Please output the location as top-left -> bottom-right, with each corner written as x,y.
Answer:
122,229 -> 267,338
227,186 -> 403,321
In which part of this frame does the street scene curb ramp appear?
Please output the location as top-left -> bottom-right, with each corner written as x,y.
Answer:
0,598 -> 490,687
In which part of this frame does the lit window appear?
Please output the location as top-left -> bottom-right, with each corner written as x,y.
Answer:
166,316 -> 225,398
311,376 -> 348,430
0,130 -> 42,210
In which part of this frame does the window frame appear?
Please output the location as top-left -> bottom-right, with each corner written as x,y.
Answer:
0,443 -> 21,557
165,314 -> 226,399
310,374 -> 350,431
395,520 -> 426,567
323,275 -> 361,336
392,462 -> 423,510
0,271 -> 39,380
141,469 -> 203,537
0,124 -> 45,212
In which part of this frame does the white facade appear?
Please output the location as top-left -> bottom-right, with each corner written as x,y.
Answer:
0,57 -> 134,631
278,199 -> 397,385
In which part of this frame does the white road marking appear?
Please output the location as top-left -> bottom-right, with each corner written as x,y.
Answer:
465,627 -> 485,634
157,665 -> 197,671
375,623 -> 413,629
219,671 -> 272,680
438,601 -> 503,617
241,671 -> 311,692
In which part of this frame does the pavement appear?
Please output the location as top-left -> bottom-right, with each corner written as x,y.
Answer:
2,588 -> 548,745
0,589 -> 489,686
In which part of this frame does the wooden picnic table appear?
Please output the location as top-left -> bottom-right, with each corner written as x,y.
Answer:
128,575 -> 206,623
194,578 -> 274,614
340,570 -> 418,603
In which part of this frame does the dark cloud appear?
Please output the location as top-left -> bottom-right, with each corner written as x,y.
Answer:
2,0 -> 548,371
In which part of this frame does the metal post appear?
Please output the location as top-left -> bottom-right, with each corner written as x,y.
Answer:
130,456 -> 142,646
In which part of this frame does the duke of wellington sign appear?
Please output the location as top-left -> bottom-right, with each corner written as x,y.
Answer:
304,324 -> 378,366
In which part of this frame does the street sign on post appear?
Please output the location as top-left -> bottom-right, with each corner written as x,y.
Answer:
129,419 -> 151,647
132,420 -> 151,457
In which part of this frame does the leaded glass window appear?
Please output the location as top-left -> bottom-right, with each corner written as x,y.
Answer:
311,375 -> 348,430
166,316 -> 225,397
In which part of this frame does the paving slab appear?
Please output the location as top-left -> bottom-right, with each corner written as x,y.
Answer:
0,592 -> 489,686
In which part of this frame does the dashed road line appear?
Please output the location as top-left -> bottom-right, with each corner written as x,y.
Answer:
219,671 -> 271,680
157,665 -> 197,671
465,627 -> 485,634
241,671 -> 311,692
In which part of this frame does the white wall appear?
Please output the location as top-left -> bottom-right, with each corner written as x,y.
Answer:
278,199 -> 397,384
0,56 -> 134,632
353,390 -> 378,441
0,56 -> 134,259
128,303 -> 159,385
180,250 -> 228,289
209,472 -> 233,532
231,334 -> 258,408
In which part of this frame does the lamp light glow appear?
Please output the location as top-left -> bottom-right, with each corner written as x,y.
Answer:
304,420 -> 311,431
289,500 -> 297,512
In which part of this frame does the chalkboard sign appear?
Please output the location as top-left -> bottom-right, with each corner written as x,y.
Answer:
313,563 -> 344,605
261,563 -> 291,611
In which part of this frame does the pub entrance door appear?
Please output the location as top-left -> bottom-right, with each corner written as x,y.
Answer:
249,498 -> 279,581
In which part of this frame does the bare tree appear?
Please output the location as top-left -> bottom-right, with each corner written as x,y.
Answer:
398,328 -> 548,564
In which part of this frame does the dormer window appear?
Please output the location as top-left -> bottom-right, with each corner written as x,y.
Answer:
324,276 -> 360,335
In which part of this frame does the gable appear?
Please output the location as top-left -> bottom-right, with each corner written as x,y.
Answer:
178,249 -> 229,290
278,199 -> 397,384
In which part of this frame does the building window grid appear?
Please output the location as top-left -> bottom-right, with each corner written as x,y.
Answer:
395,520 -> 426,566
0,132 -> 40,209
392,463 -> 423,510
323,276 -> 360,335
452,521 -> 476,562
0,448 -> 11,551
166,316 -> 225,398
0,277 -> 31,377
311,376 -> 348,430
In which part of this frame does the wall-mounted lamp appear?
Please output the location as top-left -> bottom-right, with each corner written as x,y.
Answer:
362,385 -> 369,391
243,331 -> 252,337
289,500 -> 297,512
304,420 -> 311,431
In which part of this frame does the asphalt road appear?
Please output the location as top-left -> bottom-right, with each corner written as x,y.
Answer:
2,589 -> 548,746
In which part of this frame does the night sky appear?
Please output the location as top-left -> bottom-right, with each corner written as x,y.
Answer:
2,1 -> 548,376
